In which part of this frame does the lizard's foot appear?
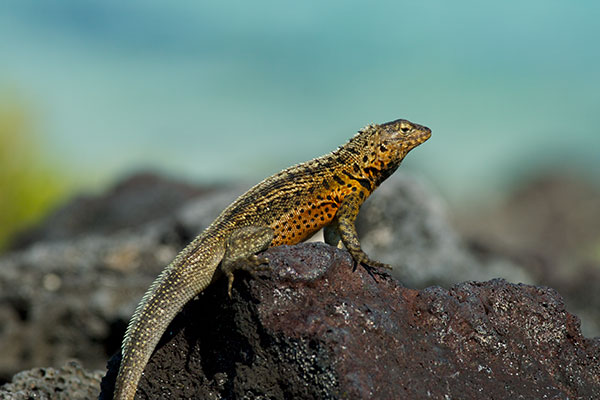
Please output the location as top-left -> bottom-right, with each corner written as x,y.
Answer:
344,248 -> 394,281
355,261 -> 393,282
225,255 -> 270,298
349,251 -> 392,270
367,259 -> 393,270
248,254 -> 270,266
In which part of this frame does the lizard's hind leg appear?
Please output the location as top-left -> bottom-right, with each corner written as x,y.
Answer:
221,226 -> 274,297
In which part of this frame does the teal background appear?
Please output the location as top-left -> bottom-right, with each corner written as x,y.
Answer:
1,0 -> 599,204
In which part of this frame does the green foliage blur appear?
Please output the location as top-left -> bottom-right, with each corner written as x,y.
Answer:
0,101 -> 70,251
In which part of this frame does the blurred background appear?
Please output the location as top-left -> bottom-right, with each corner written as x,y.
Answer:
1,1 -> 600,386
1,0 -> 598,249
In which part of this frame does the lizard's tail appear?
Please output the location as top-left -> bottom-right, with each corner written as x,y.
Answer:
113,235 -> 224,400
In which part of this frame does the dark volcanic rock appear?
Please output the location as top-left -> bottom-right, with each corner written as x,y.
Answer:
0,361 -> 103,400
0,175 -> 243,383
457,173 -> 600,337
100,243 -> 600,400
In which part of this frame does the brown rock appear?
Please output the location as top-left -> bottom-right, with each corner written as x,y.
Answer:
100,243 -> 600,399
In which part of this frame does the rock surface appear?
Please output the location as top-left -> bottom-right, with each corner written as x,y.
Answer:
99,243 -> 600,399
0,361 -> 103,400
0,174 -> 242,383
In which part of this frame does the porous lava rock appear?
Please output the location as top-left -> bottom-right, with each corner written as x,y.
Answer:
100,243 -> 600,400
0,361 -> 103,400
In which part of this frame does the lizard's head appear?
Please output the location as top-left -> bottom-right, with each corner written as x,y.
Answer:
356,119 -> 431,185
377,118 -> 431,157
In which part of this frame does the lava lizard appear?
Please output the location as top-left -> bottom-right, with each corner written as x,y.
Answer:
113,118 -> 431,399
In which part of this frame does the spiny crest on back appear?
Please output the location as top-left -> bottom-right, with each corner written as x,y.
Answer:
351,123 -> 378,143
337,122 -> 381,153
122,266 -> 167,351
335,122 -> 379,152
359,123 -> 377,133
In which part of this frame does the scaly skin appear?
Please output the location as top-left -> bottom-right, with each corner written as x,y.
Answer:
113,119 -> 431,399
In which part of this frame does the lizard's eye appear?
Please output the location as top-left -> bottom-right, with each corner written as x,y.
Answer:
400,125 -> 411,133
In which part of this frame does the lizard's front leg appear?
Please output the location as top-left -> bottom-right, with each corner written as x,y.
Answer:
334,193 -> 393,271
221,225 -> 274,297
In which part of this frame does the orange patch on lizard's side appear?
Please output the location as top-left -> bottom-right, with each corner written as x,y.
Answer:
270,198 -> 339,247
269,176 -> 370,247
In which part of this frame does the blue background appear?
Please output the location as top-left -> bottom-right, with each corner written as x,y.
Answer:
1,0 -> 598,205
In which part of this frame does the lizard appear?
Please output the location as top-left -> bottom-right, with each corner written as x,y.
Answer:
112,118 -> 431,399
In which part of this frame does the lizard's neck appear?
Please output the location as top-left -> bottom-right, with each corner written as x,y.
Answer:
329,129 -> 373,164
330,128 -> 398,189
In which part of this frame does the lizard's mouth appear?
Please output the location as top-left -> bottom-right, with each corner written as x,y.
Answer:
410,127 -> 431,146
416,127 -> 432,143
404,127 -> 431,149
